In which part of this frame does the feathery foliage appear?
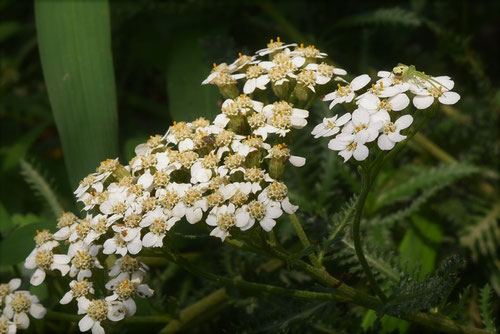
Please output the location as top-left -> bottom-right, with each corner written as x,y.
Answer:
479,284 -> 498,333
19,158 -> 63,218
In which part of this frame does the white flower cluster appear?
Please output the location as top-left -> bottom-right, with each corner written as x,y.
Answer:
313,65 -> 461,162
0,278 -> 46,333
203,37 -> 346,101
23,38 -> 334,333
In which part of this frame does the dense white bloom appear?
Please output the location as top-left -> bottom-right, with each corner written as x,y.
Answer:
323,74 -> 371,109
206,204 -> 248,241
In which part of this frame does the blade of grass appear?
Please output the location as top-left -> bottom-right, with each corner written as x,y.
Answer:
35,0 -> 119,189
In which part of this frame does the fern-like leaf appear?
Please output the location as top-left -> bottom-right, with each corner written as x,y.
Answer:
479,284 -> 498,333
460,200 -> 500,262
376,163 -> 480,208
379,254 -> 465,317
19,158 -> 63,218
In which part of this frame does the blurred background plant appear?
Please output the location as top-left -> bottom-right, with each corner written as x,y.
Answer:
0,0 -> 498,333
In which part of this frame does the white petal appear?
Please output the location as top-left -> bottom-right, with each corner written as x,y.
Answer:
358,94 -> 379,110
395,115 -> 413,130
289,155 -> 306,167
352,108 -> 370,125
123,298 -> 137,316
413,95 -> 434,109
9,278 -> 21,291
14,312 -> 29,329
178,139 -> 194,153
353,144 -> 369,161
30,268 -> 46,286
260,218 -> 276,232
92,322 -> 105,334
281,197 -> 298,214
243,79 -> 256,94
186,208 -> 202,224
438,91 -> 460,105
389,93 -> 410,111
350,74 -> 371,91
339,149 -> 353,162
235,211 -> 250,228
79,315 -> 94,332
60,291 -> 73,304
30,303 -> 46,319
378,135 -> 395,150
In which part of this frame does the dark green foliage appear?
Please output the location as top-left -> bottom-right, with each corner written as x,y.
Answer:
379,255 -> 465,317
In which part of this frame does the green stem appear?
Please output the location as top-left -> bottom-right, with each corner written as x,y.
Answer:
159,288 -> 228,334
169,250 -> 335,301
352,166 -> 387,301
289,213 -> 322,267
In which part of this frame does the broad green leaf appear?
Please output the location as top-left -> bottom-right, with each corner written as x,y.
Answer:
35,0 -> 119,189
166,33 -> 220,122
0,218 -> 51,266
398,215 -> 443,279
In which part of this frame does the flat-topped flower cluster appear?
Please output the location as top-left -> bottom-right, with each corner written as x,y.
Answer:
0,278 -> 46,333
313,67 -> 460,161
20,38 -> 460,334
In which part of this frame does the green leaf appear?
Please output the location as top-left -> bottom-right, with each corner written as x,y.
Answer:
166,33 -> 220,122
398,215 -> 443,279
0,21 -> 21,43
35,0 -> 119,189
0,217 -> 53,266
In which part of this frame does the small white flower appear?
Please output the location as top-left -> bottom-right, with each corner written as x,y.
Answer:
105,277 -> 154,316
3,291 -> 46,329
24,248 -> 70,286
311,113 -> 351,138
0,315 -> 16,334
258,181 -> 298,215
323,74 -> 371,109
0,279 -> 21,307
60,280 -> 94,306
78,298 -> 125,334
69,244 -> 103,281
411,77 -> 460,109
140,208 -> 179,247
108,256 -> 148,285
328,133 -> 369,162
206,204 -> 247,241
242,64 -> 270,94
341,108 -> 382,143
256,37 -> 297,56
236,199 -> 283,232
377,114 -> 414,150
